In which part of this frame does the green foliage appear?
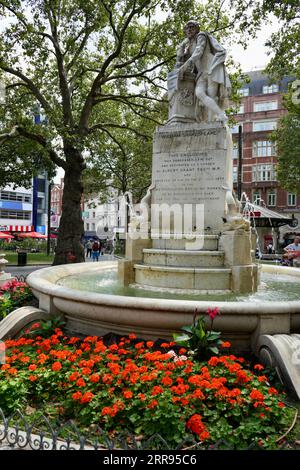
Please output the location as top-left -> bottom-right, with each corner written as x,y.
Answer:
24,317 -> 66,338
275,107 -> 300,195
0,279 -> 33,318
173,308 -> 222,360
0,330 -> 293,449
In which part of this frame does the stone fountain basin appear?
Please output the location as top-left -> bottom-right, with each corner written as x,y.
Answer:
27,261 -> 300,352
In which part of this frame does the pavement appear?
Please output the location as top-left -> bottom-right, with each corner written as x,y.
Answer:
6,254 -> 115,277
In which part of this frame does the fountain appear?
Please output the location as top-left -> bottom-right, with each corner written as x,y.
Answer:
6,21 -> 300,397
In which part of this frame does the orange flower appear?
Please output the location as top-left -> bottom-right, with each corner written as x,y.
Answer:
147,399 -> 158,409
186,414 -> 207,436
278,402 -> 285,408
82,367 -> 92,376
268,387 -> 278,395
254,364 -> 264,371
29,375 -> 37,382
123,390 -> 133,399
76,378 -> 86,387
146,341 -> 154,348
250,389 -> 264,402
52,362 -> 62,372
138,393 -> 146,401
69,372 -> 80,381
208,356 -> 219,366
135,342 -> 144,349
221,342 -> 231,348
89,373 -> 100,383
80,392 -> 94,403
72,391 -> 83,401
28,364 -> 37,371
161,376 -> 173,386
151,386 -> 164,396
128,334 -> 137,340
20,356 -> 30,363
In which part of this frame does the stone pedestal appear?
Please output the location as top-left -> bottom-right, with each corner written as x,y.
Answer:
151,122 -> 232,234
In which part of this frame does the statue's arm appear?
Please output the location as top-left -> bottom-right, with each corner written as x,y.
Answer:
178,33 -> 206,75
176,39 -> 188,66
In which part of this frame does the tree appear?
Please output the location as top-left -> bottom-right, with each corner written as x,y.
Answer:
273,83 -> 300,195
252,2 -> 300,194
0,0 -> 260,265
255,1 -> 300,78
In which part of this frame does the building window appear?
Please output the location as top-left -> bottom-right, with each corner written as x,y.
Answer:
92,223 -> 95,231
252,164 -> 276,182
253,101 -> 278,112
233,166 -> 238,183
267,190 -> 276,206
262,84 -> 279,94
287,193 -> 296,206
252,190 -> 261,204
253,140 -> 276,157
232,143 -> 238,159
239,88 -> 249,97
253,121 -> 277,132
0,210 -> 31,220
237,104 -> 244,114
0,191 -> 31,203
86,223 -> 90,231
37,178 -> 46,192
92,211 -> 96,218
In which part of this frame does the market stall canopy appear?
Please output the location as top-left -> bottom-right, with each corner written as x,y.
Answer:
17,232 -> 47,239
243,203 -> 296,228
0,232 -> 14,239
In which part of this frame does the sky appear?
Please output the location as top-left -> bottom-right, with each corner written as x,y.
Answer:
229,16 -> 280,72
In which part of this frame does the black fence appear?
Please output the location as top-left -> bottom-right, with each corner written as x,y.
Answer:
0,408 -> 299,451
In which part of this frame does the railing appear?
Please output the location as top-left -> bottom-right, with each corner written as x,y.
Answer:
0,408 -> 299,451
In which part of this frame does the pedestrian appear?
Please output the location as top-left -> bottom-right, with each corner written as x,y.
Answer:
86,239 -> 93,258
92,240 -> 99,261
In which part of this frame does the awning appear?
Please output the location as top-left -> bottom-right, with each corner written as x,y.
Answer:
2,225 -> 35,232
243,203 -> 295,228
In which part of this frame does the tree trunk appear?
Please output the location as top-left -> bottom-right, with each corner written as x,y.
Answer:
53,146 -> 85,265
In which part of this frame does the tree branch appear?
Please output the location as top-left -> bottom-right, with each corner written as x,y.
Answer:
89,122 -> 150,140
79,0 -> 150,131
0,65 -> 51,112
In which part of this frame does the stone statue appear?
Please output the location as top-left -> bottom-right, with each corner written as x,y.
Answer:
173,19 -> 231,123
222,186 -> 250,231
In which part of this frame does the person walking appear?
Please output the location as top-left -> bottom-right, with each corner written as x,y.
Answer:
92,240 -> 99,261
86,239 -> 93,258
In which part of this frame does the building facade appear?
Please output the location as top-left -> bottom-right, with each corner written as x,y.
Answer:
232,71 -> 298,251
0,172 -> 49,235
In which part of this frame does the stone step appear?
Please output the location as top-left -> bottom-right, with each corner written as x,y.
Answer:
152,235 -> 219,251
143,249 -> 224,267
134,264 -> 231,290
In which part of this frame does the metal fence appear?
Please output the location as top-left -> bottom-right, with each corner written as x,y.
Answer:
0,408 -> 298,451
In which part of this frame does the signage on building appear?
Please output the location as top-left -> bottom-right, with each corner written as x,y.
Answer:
36,225 -> 46,234
0,225 -> 9,231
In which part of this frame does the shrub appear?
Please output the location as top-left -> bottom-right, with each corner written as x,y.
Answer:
0,279 -> 33,318
0,331 -> 292,449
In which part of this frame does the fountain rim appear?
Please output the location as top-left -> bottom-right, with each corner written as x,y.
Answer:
26,261 -> 300,314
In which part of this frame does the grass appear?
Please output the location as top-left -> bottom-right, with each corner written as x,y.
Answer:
2,251 -> 54,265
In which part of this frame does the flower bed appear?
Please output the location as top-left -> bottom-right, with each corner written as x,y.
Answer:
0,329 -> 293,449
0,279 -> 33,319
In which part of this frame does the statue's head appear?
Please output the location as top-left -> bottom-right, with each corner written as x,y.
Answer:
184,20 -> 200,39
